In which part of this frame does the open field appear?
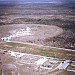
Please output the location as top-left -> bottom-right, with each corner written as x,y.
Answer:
0,3 -> 75,49
0,42 -> 75,75
0,3 -> 75,75
0,42 -> 75,60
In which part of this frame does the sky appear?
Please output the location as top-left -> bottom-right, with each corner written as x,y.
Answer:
0,0 -> 75,4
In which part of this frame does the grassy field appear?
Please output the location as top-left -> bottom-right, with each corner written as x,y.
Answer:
0,42 -> 75,60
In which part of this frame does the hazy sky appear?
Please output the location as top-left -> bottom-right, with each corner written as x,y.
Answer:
0,0 -> 75,4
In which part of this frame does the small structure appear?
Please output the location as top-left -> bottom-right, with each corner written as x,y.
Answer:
1,37 -> 10,42
34,58 -> 48,66
57,60 -> 70,70
8,51 -> 25,58
40,60 -> 53,69
34,58 -> 53,69
26,27 -> 31,31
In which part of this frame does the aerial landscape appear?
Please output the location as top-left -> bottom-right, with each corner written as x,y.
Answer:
0,0 -> 75,75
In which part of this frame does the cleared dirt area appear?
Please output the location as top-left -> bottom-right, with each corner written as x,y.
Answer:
0,5 -> 75,49
0,49 -> 75,75
0,24 -> 63,45
0,3 -> 75,75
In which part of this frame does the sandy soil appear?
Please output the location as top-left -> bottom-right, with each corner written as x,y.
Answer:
0,50 -> 58,75
0,3 -> 75,49
0,50 -> 75,75
0,3 -> 75,75
0,24 -> 63,45
0,13 -> 75,49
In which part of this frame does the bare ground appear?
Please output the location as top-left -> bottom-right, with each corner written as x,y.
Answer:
0,5 -> 75,49
0,3 -> 75,75
0,49 -> 75,75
